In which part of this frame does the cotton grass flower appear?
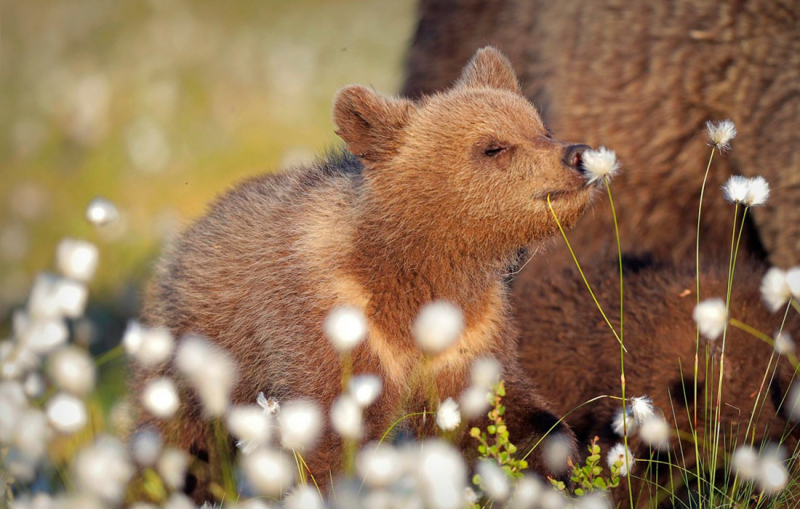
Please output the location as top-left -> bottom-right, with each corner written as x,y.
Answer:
257,391 -> 280,415
607,443 -> 634,477
73,436 -> 134,504
324,306 -> 368,352
47,346 -> 96,395
745,176 -> 770,207
706,119 -> 736,152
774,331 -> 795,356
757,448 -> 788,495
581,146 -> 621,186
55,238 -> 99,282
28,273 -> 88,320
459,385 -> 491,420
141,378 -> 180,418
508,476 -> 543,509
227,405 -> 271,454
122,321 -> 174,366
157,448 -> 189,490
722,175 -> 749,204
417,440 -> 467,509
242,448 -> 295,497
785,267 -> 800,298
348,374 -> 382,407
130,428 -> 162,466
542,434 -> 573,474
331,393 -> 364,439
731,445 -> 759,480
413,300 -> 464,354
612,409 -> 637,436
639,416 -> 670,449
436,397 -> 461,431
693,298 -> 728,340
761,268 -> 792,312
356,442 -> 401,487
470,357 -> 501,388
163,493 -> 195,509
284,485 -> 324,509
46,392 -> 87,433
476,460 -> 510,502
175,335 -> 236,416
279,399 -> 322,451
630,395 -> 654,422
86,197 -> 119,226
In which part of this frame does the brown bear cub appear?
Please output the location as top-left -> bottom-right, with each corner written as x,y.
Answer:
515,258 -> 799,506
138,47 -> 597,497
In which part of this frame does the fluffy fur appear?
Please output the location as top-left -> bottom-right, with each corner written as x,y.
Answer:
136,47 -> 596,501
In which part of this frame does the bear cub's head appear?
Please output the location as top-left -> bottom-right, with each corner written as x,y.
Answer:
333,47 -> 596,257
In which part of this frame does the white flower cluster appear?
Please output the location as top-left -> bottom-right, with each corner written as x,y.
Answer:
706,119 -> 737,152
722,175 -> 770,207
693,298 -> 728,340
731,445 -> 789,494
581,146 -> 621,186
760,266 -> 800,314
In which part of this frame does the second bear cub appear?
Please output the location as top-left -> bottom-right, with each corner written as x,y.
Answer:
141,47 -> 596,487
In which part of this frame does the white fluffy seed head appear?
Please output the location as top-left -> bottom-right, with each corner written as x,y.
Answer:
256,391 -> 280,415
86,197 -> 119,227
706,119 -> 737,152
693,298 -> 728,340
722,175 -> 749,204
786,383 -> 800,422
242,448 -> 295,497
785,267 -> 800,299
630,396 -> 654,423
459,385 -> 491,420
56,238 -> 99,282
348,374 -> 382,407
774,331 -> 795,356
436,397 -> 461,431
132,327 -> 174,367
542,434 -> 573,474
639,417 -> 670,450
508,476 -> 543,509
581,146 -> 621,186
141,378 -> 180,419
331,394 -> 364,440
477,460 -> 510,502
607,443 -> 634,477
284,485 -> 325,509
13,407 -> 49,461
46,392 -> 87,434
324,306 -> 368,353
130,428 -> 162,466
47,346 -> 96,396
417,440 -> 467,509
356,442 -> 401,488
757,448 -> 788,495
73,436 -> 134,503
745,176 -> 770,207
279,399 -> 322,452
612,410 -> 637,437
157,447 -> 189,490
761,268 -> 792,312
227,405 -> 271,447
175,336 -> 236,416
470,357 -> 502,388
28,273 -> 88,321
413,301 -> 464,354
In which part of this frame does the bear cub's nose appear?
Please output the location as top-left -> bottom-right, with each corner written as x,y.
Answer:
562,144 -> 592,172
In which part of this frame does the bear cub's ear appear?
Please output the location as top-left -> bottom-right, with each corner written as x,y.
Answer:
455,46 -> 521,95
333,85 -> 415,162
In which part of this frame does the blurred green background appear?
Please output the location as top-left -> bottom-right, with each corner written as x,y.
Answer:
0,0 -> 417,330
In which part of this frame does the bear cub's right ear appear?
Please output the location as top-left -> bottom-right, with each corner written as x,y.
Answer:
333,85 -> 415,163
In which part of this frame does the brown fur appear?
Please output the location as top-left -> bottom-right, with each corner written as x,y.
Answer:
135,47 -> 597,501
514,258 -> 800,506
402,0 -> 800,270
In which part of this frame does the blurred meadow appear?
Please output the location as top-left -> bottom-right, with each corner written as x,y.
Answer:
0,0 -> 416,337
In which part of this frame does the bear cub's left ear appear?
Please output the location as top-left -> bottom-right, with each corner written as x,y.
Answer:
455,46 -> 521,95
333,85 -> 415,163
